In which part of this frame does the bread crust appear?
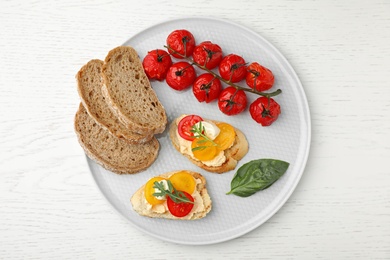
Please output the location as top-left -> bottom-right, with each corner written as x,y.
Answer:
101,46 -> 167,135
169,117 -> 249,173
130,170 -> 212,220
74,103 -> 159,174
76,59 -> 153,144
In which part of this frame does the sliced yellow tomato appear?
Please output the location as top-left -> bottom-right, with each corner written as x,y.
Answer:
191,137 -> 218,161
168,171 -> 196,194
214,123 -> 236,151
144,176 -> 166,205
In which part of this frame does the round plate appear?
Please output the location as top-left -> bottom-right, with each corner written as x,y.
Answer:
87,17 -> 311,245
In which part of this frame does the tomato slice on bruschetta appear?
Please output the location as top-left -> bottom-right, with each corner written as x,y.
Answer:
177,115 -> 203,141
167,191 -> 194,217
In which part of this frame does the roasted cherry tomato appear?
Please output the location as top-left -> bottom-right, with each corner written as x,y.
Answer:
218,54 -> 247,83
192,73 -> 222,103
192,41 -> 223,69
142,49 -> 172,81
168,171 -> 196,194
218,86 -> 247,116
246,62 -> 275,91
144,176 -> 166,205
166,62 -> 196,91
166,29 -> 196,58
178,115 -> 203,141
213,123 -> 236,150
167,191 -> 194,217
249,97 -> 281,126
191,137 -> 218,161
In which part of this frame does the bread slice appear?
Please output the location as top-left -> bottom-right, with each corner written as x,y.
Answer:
74,103 -> 159,174
131,170 -> 212,220
169,117 -> 249,174
76,59 -> 153,144
101,46 -> 167,135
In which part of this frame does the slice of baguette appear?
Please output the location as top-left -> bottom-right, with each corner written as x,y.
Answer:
101,46 -> 167,135
74,103 -> 159,174
131,170 -> 212,220
76,59 -> 153,144
169,117 -> 249,174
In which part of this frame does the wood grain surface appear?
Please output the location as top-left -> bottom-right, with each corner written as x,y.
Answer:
1,0 -> 389,259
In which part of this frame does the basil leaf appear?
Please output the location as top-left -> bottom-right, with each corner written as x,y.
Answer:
227,159 -> 289,197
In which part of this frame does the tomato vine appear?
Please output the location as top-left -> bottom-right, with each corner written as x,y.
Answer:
164,45 -> 282,99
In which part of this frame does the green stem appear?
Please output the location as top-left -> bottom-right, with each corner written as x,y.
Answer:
190,122 -> 219,151
164,45 -> 282,98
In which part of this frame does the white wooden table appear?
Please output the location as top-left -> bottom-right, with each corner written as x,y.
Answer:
1,0 -> 389,259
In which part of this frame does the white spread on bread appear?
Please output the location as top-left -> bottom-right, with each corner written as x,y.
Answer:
153,180 -> 169,200
175,115 -> 231,167
193,121 -> 220,140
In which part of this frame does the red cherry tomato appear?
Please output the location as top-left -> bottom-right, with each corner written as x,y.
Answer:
218,54 -> 247,83
218,86 -> 247,116
166,29 -> 196,59
249,97 -> 281,126
167,191 -> 194,218
142,49 -> 172,81
178,115 -> 203,141
246,62 -> 275,91
192,41 -> 223,69
166,62 -> 196,91
192,73 -> 222,103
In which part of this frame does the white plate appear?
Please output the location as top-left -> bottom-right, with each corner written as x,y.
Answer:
87,17 -> 311,245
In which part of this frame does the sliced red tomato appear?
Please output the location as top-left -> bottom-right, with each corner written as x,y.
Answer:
167,191 -> 194,217
178,115 -> 203,141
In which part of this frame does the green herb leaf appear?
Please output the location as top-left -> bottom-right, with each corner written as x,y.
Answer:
191,146 -> 207,152
152,181 -> 167,197
152,180 -> 194,204
190,121 -> 219,152
226,159 -> 289,197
